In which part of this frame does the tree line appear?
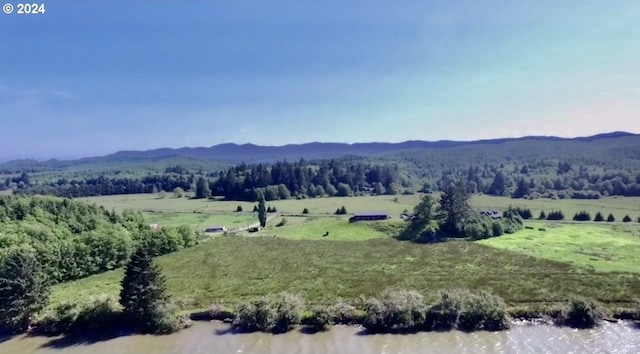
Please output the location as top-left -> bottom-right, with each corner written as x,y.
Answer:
7,157 -> 640,201
0,195 -> 202,284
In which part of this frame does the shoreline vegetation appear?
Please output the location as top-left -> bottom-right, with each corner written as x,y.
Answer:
26,289 -> 640,340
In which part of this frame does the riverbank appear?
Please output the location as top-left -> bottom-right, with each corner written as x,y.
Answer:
3,319 -> 640,354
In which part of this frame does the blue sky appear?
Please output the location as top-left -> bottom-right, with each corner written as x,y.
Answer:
1,0 -> 639,160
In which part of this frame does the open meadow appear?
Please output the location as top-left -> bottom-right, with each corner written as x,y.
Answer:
47,192 -> 640,314
78,193 -> 640,231
49,236 -> 640,312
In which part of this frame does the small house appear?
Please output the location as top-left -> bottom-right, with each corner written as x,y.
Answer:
349,212 -> 390,223
205,226 -> 227,233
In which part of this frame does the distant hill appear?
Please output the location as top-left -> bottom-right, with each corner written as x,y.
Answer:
90,131 -> 640,163
1,131 -> 639,172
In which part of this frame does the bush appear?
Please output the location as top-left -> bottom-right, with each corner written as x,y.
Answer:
558,297 -> 605,329
236,205 -> 243,212
362,290 -> 427,332
606,213 -> 615,222
302,208 -> 309,214
37,295 -> 122,336
35,301 -> 81,335
594,212 -> 604,222
332,300 -> 359,324
425,289 -> 510,331
272,292 -> 304,333
232,292 -> 304,333
546,210 -> 564,220
276,218 -> 287,227
513,207 -> 532,219
538,210 -> 546,220
232,298 -> 275,332
306,305 -> 334,331
491,222 -> 504,237
335,206 -> 347,215
573,211 -> 591,221
623,215 -> 632,222
252,205 -> 258,212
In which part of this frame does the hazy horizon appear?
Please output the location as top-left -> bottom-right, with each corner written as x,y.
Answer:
1,0 -> 639,161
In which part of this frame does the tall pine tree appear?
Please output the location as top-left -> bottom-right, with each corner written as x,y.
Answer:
119,245 -> 170,333
0,247 -> 49,334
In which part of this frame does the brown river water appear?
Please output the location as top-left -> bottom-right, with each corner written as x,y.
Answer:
1,321 -> 638,354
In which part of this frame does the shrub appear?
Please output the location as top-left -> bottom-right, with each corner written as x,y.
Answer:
232,292 -> 304,333
332,300 -> 359,324
362,297 -> 387,332
236,205 -> 243,212
306,305 -> 334,331
491,222 -> 504,237
558,297 -> 605,329
35,301 -> 81,335
37,295 -> 123,336
252,205 -> 258,212
606,213 -> 615,222
425,289 -> 510,331
538,210 -> 546,220
546,210 -> 564,220
73,295 -> 123,334
623,215 -> 632,223
573,211 -> 591,221
272,292 -> 304,333
513,207 -> 532,219
302,208 -> 309,214
232,298 -> 275,332
335,206 -> 347,215
425,289 -> 465,330
457,291 -> 510,331
276,218 -> 287,227
594,212 -> 604,222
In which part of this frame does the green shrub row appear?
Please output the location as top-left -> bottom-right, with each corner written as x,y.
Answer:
198,290 -> 615,334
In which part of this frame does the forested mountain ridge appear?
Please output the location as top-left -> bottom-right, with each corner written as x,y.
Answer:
2,132 -> 640,201
2,131 -> 638,169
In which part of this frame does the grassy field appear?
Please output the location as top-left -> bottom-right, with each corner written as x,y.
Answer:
79,193 -> 640,222
49,236 -> 640,311
46,192 -> 640,313
477,221 -> 640,273
258,216 -> 406,241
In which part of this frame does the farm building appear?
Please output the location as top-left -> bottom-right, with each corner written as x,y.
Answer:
205,226 -> 227,233
482,209 -> 502,219
349,212 -> 390,223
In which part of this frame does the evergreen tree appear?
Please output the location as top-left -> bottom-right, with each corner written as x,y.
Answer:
195,177 -> 211,199
538,210 -> 546,220
437,179 -> 472,236
606,213 -> 615,222
594,212 -> 604,222
0,247 -> 49,333
258,197 -> 267,227
622,215 -> 632,222
119,245 -> 170,333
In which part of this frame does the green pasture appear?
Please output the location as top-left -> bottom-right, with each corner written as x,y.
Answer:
49,236 -> 640,311
79,193 -> 640,222
478,221 -> 640,273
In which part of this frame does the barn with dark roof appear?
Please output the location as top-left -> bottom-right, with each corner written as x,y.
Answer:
349,212 -> 390,223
